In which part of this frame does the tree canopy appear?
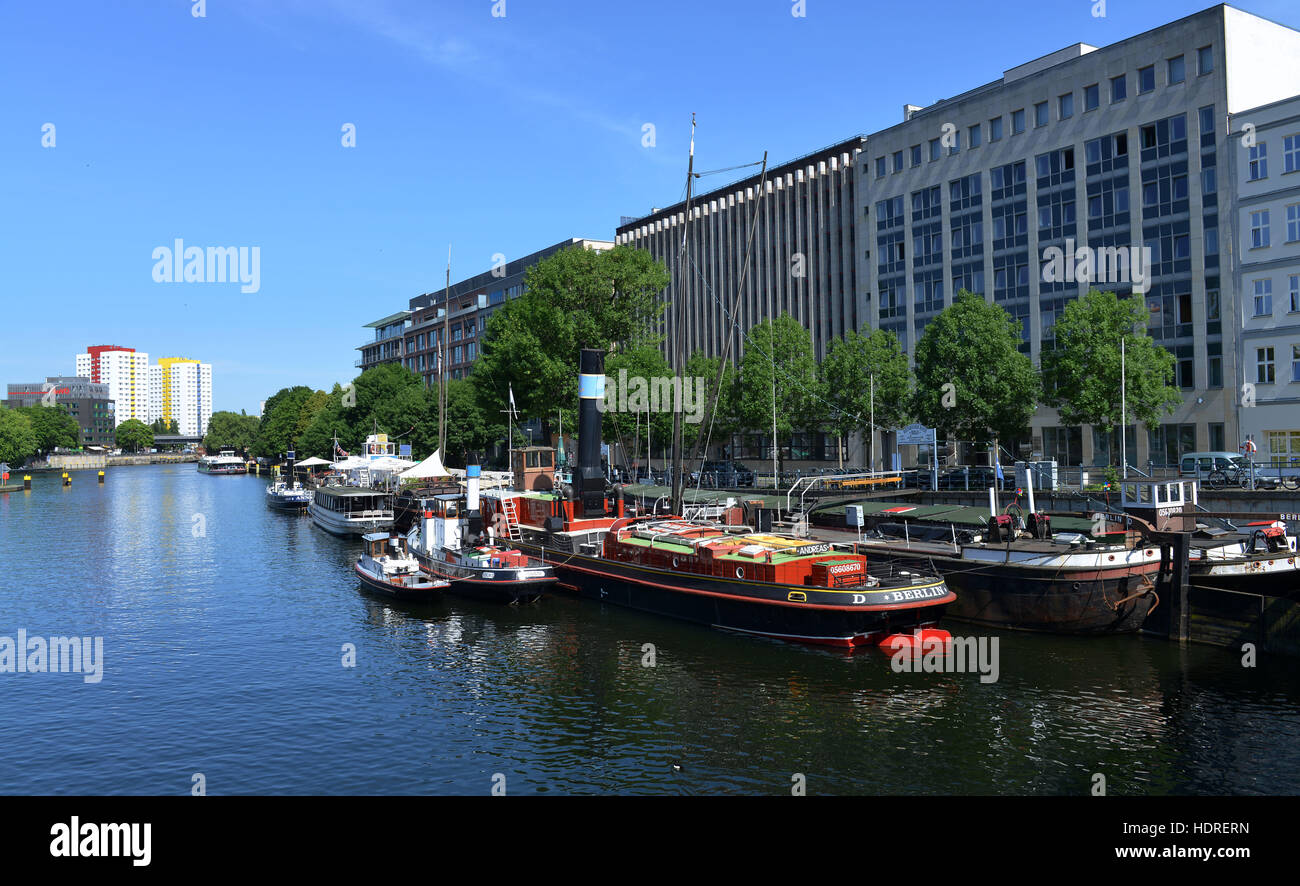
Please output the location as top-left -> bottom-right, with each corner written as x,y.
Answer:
202,411 -> 258,453
472,244 -> 670,438
21,406 -> 81,454
912,291 -> 1040,445
820,328 -> 910,468
115,418 -> 155,453
1041,289 -> 1181,432
734,314 -> 822,474
0,407 -> 37,466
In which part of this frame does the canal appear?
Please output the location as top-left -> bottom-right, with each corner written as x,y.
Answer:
1,464 -> 1297,795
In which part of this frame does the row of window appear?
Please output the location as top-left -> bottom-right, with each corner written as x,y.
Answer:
872,46 -> 1214,179
1247,205 -> 1300,249
1246,134 -> 1300,181
1250,274 -> 1300,317
1255,345 -> 1300,385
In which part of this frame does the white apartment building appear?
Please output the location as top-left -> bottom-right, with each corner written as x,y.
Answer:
75,346 -> 150,426
1230,94 -> 1300,470
149,358 -> 213,437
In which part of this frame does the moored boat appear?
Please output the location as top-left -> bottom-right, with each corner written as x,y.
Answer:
407,465 -> 557,603
266,479 -> 312,511
197,449 -> 247,475
309,486 -> 395,537
355,533 -> 447,601
478,349 -> 953,649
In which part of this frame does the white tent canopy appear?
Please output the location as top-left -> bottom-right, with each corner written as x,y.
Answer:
368,456 -> 417,473
400,449 -> 453,480
295,457 -> 331,468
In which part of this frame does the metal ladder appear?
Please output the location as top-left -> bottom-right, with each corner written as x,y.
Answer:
500,497 -> 523,542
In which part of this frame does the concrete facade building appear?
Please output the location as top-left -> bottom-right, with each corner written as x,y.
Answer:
615,5 -> 1300,468
1230,93 -> 1300,468
4,377 -> 116,448
358,238 -> 614,386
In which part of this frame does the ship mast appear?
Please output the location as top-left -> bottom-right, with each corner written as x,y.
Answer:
670,114 -> 697,517
439,245 -> 451,455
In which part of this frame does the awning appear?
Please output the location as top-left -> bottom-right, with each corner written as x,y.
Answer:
295,457 -> 331,468
401,449 -> 452,480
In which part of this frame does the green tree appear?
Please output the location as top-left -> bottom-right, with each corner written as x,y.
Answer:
202,411 -> 258,452
443,378 -> 501,467
682,350 -> 739,461
820,328 -> 911,469
297,385 -> 351,460
474,244 -> 670,437
0,407 -> 38,466
115,418 -> 154,453
22,406 -> 81,454
734,314 -> 823,477
602,344 -> 675,472
913,292 -> 1041,447
1041,289 -> 1181,444
253,386 -> 318,458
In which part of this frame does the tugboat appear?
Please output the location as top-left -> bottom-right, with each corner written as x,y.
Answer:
477,350 -> 954,649
266,448 -> 312,511
197,449 -> 247,475
407,464 -> 557,603
355,533 -> 448,601
266,479 -> 312,511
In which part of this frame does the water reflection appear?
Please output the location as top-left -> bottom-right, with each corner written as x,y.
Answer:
0,465 -> 1297,795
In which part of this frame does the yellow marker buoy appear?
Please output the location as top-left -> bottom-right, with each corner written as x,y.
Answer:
62,472 -> 71,487
98,471 -> 105,484
24,475 -> 32,491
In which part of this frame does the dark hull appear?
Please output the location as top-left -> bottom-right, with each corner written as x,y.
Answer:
354,563 -> 443,602
858,548 -> 1158,634
1190,560 -> 1300,600
516,540 -> 952,648
266,496 -> 310,512
415,553 -> 554,604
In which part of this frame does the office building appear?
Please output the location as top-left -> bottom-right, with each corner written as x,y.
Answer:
357,237 -> 614,386
617,5 -> 1300,468
1230,93 -> 1300,468
4,377 -> 116,448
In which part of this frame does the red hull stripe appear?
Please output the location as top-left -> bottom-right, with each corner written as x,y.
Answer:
555,557 -> 956,612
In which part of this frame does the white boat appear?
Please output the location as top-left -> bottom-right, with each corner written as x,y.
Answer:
266,479 -> 312,511
309,486 -> 395,537
198,449 -> 247,475
355,534 -> 447,601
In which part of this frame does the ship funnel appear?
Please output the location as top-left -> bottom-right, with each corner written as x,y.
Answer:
466,464 -> 481,512
578,348 -> 607,517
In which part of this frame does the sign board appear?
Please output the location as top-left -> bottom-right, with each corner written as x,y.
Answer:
399,444 -> 412,458
893,425 -> 939,491
896,423 -> 936,446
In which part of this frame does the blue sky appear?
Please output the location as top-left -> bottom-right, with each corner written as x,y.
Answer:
3,0 -> 1298,413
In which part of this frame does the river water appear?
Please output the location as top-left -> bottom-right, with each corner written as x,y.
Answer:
1,464 -> 1297,795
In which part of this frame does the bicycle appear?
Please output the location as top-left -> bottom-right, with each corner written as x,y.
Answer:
1206,467 -> 1252,490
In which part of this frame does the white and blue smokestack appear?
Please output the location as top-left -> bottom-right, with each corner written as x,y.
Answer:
467,464 -> 481,512
578,349 -> 607,517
